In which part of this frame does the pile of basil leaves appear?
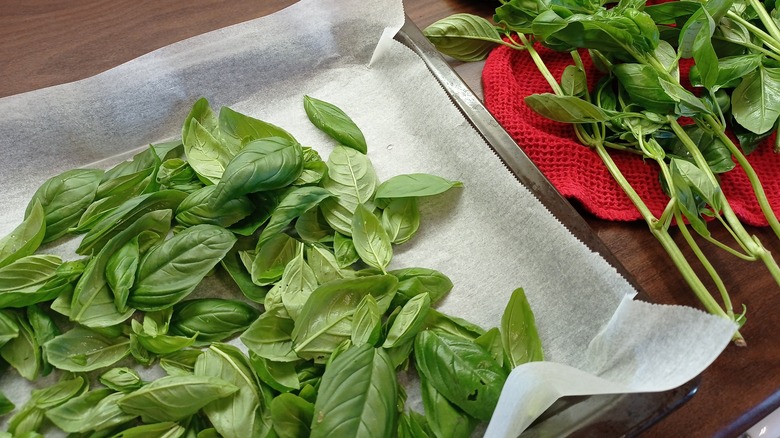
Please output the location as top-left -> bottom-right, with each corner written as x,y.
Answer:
425,0 -> 780,344
0,95 -> 543,437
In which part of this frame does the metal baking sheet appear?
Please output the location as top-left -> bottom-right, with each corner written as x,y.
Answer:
394,17 -> 699,437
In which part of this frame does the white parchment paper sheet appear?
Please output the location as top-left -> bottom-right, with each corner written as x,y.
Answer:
0,0 -> 736,436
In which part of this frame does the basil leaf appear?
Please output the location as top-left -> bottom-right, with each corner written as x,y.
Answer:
612,64 -> 677,114
175,185 -> 254,228
278,246 -> 319,321
414,330 -> 507,421
424,309 -> 486,340
251,233 -> 301,286
398,411 -> 434,438
311,344 -> 397,438
194,344 -> 272,438
0,312 -> 41,380
420,378 -> 478,438
475,326 -> 505,369
250,353 -> 301,393
0,255 -> 61,308
423,13 -> 504,62
351,203 -> 393,272
117,375 -> 239,423
391,267 -> 453,307
241,307 -> 299,362
304,95 -> 367,154
170,298 -> 260,343
183,117 -> 230,185
221,245 -> 269,303
375,174 -> 463,199
100,367 -> 144,393
270,393 -> 314,438
0,310 -> 19,348
383,293 -> 431,348
0,391 -> 14,416
45,326 -> 130,372
131,319 -> 197,355
732,66 -> 780,134
501,288 -> 544,367
524,93 -> 612,123
219,105 -> 296,152
182,97 -> 219,141
380,197 -> 420,244
159,349 -> 203,377
320,146 -> 378,235
307,245 -> 351,284
0,200 -> 45,269
351,294 -> 382,347
106,236 -> 140,313
77,190 -> 187,256
256,186 -> 333,247
26,168 -> 103,243
211,137 -> 304,206
46,388 -> 136,433
130,224 -> 236,311
8,376 -> 87,435
292,274 -> 398,362
26,305 -> 60,376
108,421 -> 186,438
295,207 -> 334,243
333,231 -> 359,268
71,210 -> 171,327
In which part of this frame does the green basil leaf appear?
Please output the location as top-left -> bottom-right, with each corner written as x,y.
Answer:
351,294 -> 382,347
156,158 -> 199,190
26,305 -> 60,376
333,231 -> 359,268
732,66 -> 780,134
251,233 -> 301,286
295,207 -> 334,243
420,377 -> 477,438
475,327 -> 505,369
117,375 -> 238,423
0,200 -> 45,269
182,97 -> 219,141
170,298 -> 260,343
561,64 -> 588,96
221,245 -> 269,303
278,246 -> 319,321
159,349 -> 203,377
383,293 -> 431,348
320,146 -> 378,235
524,93 -> 612,123
219,105 -> 296,153
304,95 -> 367,154
375,174 -> 463,199
501,287 -> 544,367
414,330 -> 507,421
175,185 -> 254,228
311,344 -> 397,438
130,224 -> 236,311
351,203 -> 393,272
26,168 -> 104,243
0,391 -> 14,416
77,189 -> 187,256
0,311 -> 41,380
423,13 -> 504,62
423,309 -> 486,341
106,236 -> 140,314
0,255 -> 61,308
398,411 -> 434,438
307,245 -> 351,284
670,158 -> 725,214
241,307 -> 299,362
100,367 -> 144,393
257,186 -> 333,247
211,137 -> 304,206
612,64 -> 677,114
194,343 -> 272,438
183,117 -> 230,185
292,274 -> 398,362
380,197 -> 421,244
659,124 -> 735,173
250,353 -> 301,393
45,326 -> 130,372
46,388 -> 136,434
7,376 -> 87,435
107,421 -> 186,438
131,319 -> 197,355
71,210 -> 171,327
391,267 -> 453,307
96,165 -> 155,201
270,393 -> 314,438
0,310 -> 19,348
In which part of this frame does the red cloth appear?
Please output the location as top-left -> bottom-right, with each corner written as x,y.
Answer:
482,44 -> 780,225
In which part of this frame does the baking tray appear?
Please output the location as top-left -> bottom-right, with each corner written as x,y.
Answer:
394,17 -> 699,437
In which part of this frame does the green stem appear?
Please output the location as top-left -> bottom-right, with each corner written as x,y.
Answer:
747,0 -> 780,46
711,35 -> 780,62
517,33 -> 564,95
702,114 -> 780,239
725,10 -> 780,54
674,210 -> 735,319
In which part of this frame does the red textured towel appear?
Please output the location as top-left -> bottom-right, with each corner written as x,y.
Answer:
482,44 -> 780,226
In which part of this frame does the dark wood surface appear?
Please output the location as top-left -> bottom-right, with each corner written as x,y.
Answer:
1,1 -> 778,436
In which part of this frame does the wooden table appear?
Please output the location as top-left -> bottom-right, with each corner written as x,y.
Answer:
1,1 -> 778,436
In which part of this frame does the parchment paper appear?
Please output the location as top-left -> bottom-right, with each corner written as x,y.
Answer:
0,0 -> 736,436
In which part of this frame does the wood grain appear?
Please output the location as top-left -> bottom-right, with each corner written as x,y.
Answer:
1,0 -> 778,436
